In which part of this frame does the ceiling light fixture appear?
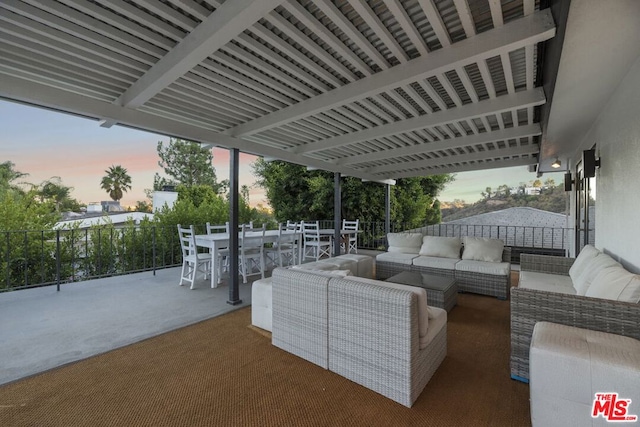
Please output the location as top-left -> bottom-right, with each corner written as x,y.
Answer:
551,158 -> 561,169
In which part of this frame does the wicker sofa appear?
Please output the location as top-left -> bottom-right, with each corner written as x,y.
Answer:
376,233 -> 512,299
271,267 -> 447,407
510,248 -> 640,382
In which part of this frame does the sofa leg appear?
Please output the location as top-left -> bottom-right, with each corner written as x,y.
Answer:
511,374 -> 529,383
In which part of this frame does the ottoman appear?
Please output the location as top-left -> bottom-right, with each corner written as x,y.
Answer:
530,322 -> 640,427
333,254 -> 373,278
251,277 -> 273,331
316,257 -> 357,276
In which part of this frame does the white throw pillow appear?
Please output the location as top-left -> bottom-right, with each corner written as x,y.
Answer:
568,244 -> 600,284
572,253 -> 621,295
419,236 -> 462,259
387,232 -> 423,254
461,237 -> 504,263
585,266 -> 640,303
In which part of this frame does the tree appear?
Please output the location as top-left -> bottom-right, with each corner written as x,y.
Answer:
155,138 -> 226,193
252,158 -> 452,227
100,165 -> 132,202
532,179 -> 543,188
39,177 -> 80,212
132,200 -> 152,213
0,161 -> 28,193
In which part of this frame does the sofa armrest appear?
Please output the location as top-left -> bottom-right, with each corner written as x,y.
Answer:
510,286 -> 640,381
502,246 -> 512,263
520,253 -> 574,275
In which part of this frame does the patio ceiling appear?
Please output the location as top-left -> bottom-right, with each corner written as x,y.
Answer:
0,0 -> 557,183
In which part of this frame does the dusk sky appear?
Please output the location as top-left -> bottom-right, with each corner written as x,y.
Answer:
1,99 -> 548,208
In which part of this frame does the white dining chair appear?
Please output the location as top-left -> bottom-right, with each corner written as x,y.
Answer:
341,219 -> 359,254
207,222 -> 230,283
302,221 -> 331,261
238,223 -> 266,283
265,224 -> 297,268
177,224 -> 211,289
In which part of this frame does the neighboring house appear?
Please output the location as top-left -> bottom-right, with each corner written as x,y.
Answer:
56,212 -> 154,230
418,207 -> 573,251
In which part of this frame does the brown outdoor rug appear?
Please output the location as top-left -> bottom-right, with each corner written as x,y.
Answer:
0,281 -> 529,426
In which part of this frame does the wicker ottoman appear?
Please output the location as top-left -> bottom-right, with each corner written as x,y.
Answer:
530,322 -> 640,427
386,271 -> 457,312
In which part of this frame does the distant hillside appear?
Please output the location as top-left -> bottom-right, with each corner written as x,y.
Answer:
441,184 -> 568,222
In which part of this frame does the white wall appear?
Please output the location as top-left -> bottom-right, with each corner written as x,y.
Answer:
152,191 -> 178,213
579,56 -> 640,272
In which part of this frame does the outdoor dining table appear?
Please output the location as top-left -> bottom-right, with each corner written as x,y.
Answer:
195,229 -> 300,288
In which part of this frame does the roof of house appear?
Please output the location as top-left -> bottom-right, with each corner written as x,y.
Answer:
55,212 -> 154,230
443,207 -> 568,228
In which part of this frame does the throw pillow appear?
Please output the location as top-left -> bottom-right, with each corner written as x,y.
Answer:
585,266 -> 640,303
387,232 -> 423,254
568,244 -> 600,284
461,237 -> 504,263
419,236 -> 462,259
572,253 -> 621,295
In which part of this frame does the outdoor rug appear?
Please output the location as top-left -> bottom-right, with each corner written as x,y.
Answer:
0,281 -> 529,426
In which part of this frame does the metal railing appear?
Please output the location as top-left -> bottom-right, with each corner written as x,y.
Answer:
1,222 -> 573,292
1,225 -> 183,292
314,220 -> 572,253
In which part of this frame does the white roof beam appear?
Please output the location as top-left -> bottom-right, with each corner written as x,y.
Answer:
235,33 -> 330,93
227,9 -> 555,137
382,0 -> 429,56
215,46 -> 315,99
297,87 -> 544,154
416,0 -> 452,47
116,0 -> 285,108
189,65 -> 286,109
94,0 -> 185,41
314,0 -> 389,69
0,74 -> 395,182
283,0 -> 373,77
488,0 -> 504,28
500,52 -> 516,93
351,0 -> 409,63
523,0 -> 536,16
249,24 -> 344,88
391,157 -> 536,179
369,143 -> 539,174
455,66 -> 479,102
263,12 -> 358,82
525,44 -> 535,90
452,0 -> 476,38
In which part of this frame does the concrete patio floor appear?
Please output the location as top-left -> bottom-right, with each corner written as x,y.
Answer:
0,267 -> 252,386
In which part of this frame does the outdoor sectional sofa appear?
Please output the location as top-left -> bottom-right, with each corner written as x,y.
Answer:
376,233 -> 512,299
510,245 -> 640,382
270,266 -> 447,408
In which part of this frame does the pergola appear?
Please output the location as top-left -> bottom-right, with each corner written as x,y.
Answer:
0,0 -> 569,303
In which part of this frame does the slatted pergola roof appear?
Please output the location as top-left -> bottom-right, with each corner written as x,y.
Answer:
0,0 -> 557,183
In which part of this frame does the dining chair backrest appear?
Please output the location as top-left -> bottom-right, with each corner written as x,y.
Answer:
278,223 -> 297,245
177,224 -> 197,257
303,221 -> 325,242
240,223 -> 265,252
206,222 -> 227,234
342,219 -> 359,231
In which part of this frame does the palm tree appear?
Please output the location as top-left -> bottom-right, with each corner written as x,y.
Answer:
100,165 -> 132,202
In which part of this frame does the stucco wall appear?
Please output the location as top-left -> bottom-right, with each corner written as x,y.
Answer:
582,56 -> 640,272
